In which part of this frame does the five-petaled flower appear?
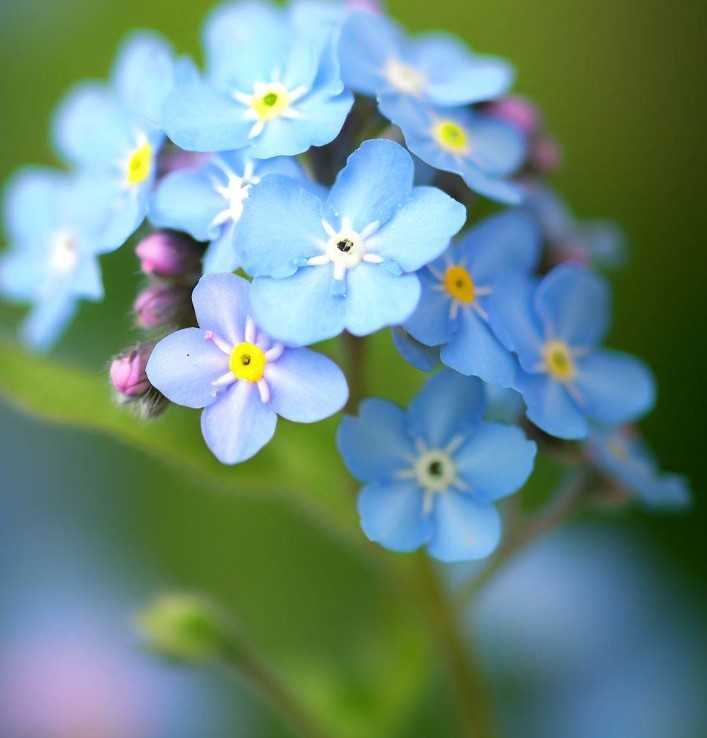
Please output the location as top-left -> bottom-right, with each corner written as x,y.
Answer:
489,264 -> 656,440
146,273 -> 349,464
237,139 -> 466,346
338,369 -> 536,561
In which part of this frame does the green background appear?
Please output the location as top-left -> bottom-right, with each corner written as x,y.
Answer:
0,0 -> 705,735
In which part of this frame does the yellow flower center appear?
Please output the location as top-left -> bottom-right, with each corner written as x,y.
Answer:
229,342 -> 267,382
126,143 -> 154,186
443,265 -> 475,303
543,340 -> 576,382
433,120 -> 469,154
251,84 -> 291,121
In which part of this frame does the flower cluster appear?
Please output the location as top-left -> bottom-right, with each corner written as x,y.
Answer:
0,0 -> 689,562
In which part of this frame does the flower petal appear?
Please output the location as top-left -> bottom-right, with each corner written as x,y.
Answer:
358,480 -> 431,553
146,327 -> 228,409
266,348 -> 348,422
427,492 -> 501,562
192,273 -> 249,347
201,380 -> 277,465
391,327 -> 440,372
21,291 -> 78,353
403,267 -> 453,346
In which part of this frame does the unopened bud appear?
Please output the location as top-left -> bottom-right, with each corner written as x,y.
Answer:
135,594 -> 236,663
484,97 -> 541,136
110,343 -> 155,398
530,135 -> 562,174
135,231 -> 201,278
133,283 -> 192,329
346,0 -> 384,14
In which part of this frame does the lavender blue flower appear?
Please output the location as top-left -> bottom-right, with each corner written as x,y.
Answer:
585,426 -> 690,508
337,370 -> 536,561
379,96 -> 526,204
0,169 -> 125,350
150,151 -> 308,273
339,10 -> 513,107
238,139 -> 466,345
146,273 -> 349,465
52,31 -> 179,245
161,1 -> 353,157
489,264 -> 656,440
404,211 -> 540,386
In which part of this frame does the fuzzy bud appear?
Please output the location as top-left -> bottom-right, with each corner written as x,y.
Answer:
110,343 -> 155,398
133,284 -> 191,329
135,232 -> 201,278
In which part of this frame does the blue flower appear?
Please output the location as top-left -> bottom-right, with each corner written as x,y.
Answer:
523,183 -> 628,270
391,327 -> 440,372
146,273 -> 349,465
339,10 -> 513,107
0,169 -> 124,350
337,370 -> 536,562
489,264 -> 656,440
404,211 -> 540,386
237,139 -> 466,345
585,426 -> 690,509
379,96 -> 526,204
150,150 -> 309,273
52,31 -> 179,245
161,1 -> 353,157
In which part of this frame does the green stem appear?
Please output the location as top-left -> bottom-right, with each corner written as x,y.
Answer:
415,555 -> 503,738
458,468 -> 593,607
342,332 -> 367,414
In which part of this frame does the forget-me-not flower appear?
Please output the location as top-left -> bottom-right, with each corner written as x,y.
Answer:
0,169 -> 125,350
146,273 -> 349,465
161,1 -> 353,158
585,426 -> 690,509
150,150 -> 308,273
404,211 -> 540,386
237,139 -> 466,345
489,264 -> 656,440
380,95 -> 526,204
52,31 -> 179,246
337,370 -> 536,562
339,10 -> 513,107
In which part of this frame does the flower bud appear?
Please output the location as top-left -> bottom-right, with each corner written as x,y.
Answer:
135,231 -> 201,278
484,97 -> 541,136
135,594 -> 236,663
346,0 -> 384,14
530,135 -> 562,174
110,343 -> 155,398
133,283 -> 191,329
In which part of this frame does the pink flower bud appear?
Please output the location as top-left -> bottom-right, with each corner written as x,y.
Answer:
530,136 -> 562,174
484,97 -> 542,136
345,0 -> 384,14
110,344 -> 155,398
135,232 -> 200,277
133,284 -> 189,329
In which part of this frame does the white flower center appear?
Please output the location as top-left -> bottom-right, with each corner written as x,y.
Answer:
234,80 -> 308,140
384,59 -> 427,97
50,230 -> 78,275
414,449 -> 458,493
211,160 -> 259,228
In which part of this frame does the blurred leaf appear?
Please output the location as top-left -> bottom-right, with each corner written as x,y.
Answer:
0,338 -> 360,546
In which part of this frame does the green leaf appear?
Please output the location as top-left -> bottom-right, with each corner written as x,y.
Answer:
0,338 -> 360,546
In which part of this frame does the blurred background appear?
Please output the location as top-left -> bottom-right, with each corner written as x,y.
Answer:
0,0 -> 705,736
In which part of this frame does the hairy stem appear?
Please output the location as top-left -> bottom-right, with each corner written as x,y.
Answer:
415,555 -> 503,738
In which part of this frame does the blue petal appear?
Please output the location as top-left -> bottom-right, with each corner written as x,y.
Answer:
71,253 -> 104,300
250,268 -> 345,346
403,267 -> 453,346
344,265 -> 421,337
326,140 -> 415,232
455,422 -> 536,500
639,475 -> 691,509
146,327 -> 229,409
238,176 -> 325,279
391,327 -> 440,372
339,11 -> 403,95
408,32 -> 513,105
427,492 -> 501,562
337,398 -> 416,482
459,167 -> 524,206
462,113 -> 526,176
21,291 -> 78,352
52,83 -> 134,167
192,273 -> 249,347
574,350 -> 656,424
113,31 -> 176,123
534,264 -> 611,347
358,480 -> 431,553
484,385 -> 525,424
162,82 -> 253,153
367,186 -> 465,272
3,168 -> 62,244
0,246 -> 45,301
461,210 -> 540,284
440,309 -> 517,387
203,225 -> 240,274
407,369 -> 486,448
513,371 -> 588,440
266,348 -> 348,422
201,380 -> 278,465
